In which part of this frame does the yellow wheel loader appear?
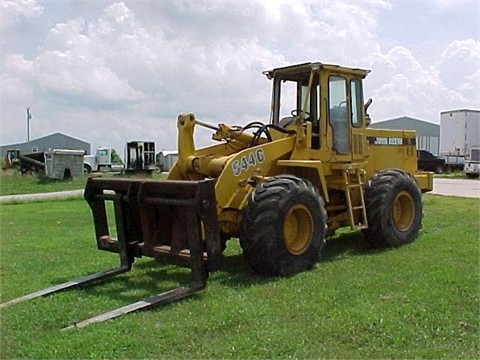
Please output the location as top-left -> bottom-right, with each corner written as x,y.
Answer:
1,62 -> 433,328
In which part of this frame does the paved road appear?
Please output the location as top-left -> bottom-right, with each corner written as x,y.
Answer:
0,189 -> 84,203
0,178 -> 478,203
431,178 -> 480,199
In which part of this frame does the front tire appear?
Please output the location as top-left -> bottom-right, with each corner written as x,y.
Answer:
239,175 -> 327,276
362,169 -> 423,247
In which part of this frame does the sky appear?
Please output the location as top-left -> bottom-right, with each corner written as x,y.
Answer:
1,0 -> 479,156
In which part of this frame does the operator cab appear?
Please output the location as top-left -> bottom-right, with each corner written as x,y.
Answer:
263,62 -> 371,153
264,63 -> 321,148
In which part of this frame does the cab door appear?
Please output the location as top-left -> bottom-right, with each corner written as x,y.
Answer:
328,75 -> 351,161
327,75 -> 366,162
350,78 -> 367,161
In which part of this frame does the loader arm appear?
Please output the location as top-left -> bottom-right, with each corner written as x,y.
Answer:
168,113 -> 302,236
171,113 -> 273,180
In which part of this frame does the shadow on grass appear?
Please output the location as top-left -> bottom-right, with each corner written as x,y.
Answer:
44,254 -> 271,308
44,231 -> 387,310
322,230 -> 380,261
36,175 -> 65,184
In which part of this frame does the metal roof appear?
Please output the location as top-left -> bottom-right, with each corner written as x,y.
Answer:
262,62 -> 370,80
440,109 -> 480,115
370,116 -> 439,137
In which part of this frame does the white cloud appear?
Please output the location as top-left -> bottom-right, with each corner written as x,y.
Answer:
35,49 -> 145,102
1,0 -> 478,154
438,39 -> 480,94
1,0 -> 43,29
364,34 -> 480,122
430,0 -> 464,12
31,15 -> 147,105
3,53 -> 34,73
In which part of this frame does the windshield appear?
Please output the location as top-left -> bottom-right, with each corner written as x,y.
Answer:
96,149 -> 109,156
471,148 -> 480,162
278,80 -> 297,120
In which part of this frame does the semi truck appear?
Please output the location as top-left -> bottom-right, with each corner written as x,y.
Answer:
439,109 -> 480,171
83,147 -> 123,173
84,143 -> 156,174
464,145 -> 480,178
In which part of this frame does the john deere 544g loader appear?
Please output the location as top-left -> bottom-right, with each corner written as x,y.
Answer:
1,62 -> 433,328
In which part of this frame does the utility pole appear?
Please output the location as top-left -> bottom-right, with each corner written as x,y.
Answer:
26,107 -> 32,143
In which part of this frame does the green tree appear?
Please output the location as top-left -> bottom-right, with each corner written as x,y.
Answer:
111,148 -> 123,164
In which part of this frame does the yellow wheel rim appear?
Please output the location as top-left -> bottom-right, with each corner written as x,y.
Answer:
392,191 -> 415,231
283,204 -> 313,255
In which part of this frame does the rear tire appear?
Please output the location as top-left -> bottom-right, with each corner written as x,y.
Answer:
362,169 -> 423,247
240,175 -> 327,276
434,164 -> 444,174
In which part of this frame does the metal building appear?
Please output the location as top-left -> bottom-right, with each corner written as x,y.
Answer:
0,132 -> 90,158
156,150 -> 178,172
369,116 -> 439,155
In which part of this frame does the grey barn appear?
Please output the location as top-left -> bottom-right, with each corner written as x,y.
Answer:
0,132 -> 91,158
369,116 -> 439,155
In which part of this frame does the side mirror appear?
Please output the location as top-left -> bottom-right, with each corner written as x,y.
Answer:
364,98 -> 373,127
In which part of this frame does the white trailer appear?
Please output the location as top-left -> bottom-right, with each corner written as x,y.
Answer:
44,149 -> 85,179
156,150 -> 178,172
440,109 -> 480,170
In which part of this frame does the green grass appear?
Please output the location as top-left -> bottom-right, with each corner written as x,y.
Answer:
0,171 -> 88,196
0,195 -> 479,359
0,169 -> 471,198
0,171 -> 167,196
436,170 -> 470,179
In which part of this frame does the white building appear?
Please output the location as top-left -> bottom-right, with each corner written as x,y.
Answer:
156,150 -> 178,172
440,109 -> 480,156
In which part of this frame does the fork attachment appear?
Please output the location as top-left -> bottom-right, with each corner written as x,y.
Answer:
64,177 -> 222,327
84,177 -> 223,277
1,178 -> 222,328
0,177 -> 137,309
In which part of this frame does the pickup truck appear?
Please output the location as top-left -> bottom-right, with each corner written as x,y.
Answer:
417,150 -> 446,174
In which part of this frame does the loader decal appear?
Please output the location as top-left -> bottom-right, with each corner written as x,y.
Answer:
232,148 -> 265,176
367,136 -> 416,146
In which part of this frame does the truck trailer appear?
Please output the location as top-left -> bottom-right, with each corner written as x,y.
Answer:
439,109 -> 480,171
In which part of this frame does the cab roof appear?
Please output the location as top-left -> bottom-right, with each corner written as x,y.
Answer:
262,62 -> 370,81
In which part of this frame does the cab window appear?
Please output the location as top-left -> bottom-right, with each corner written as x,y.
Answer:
278,80 -> 297,120
350,79 -> 363,127
328,76 -> 349,154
